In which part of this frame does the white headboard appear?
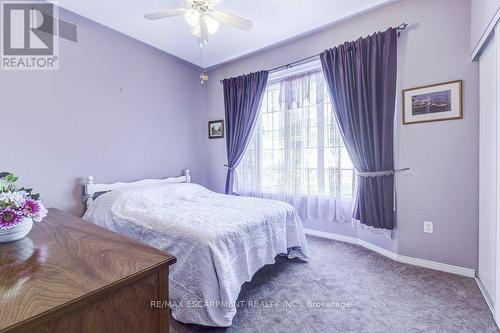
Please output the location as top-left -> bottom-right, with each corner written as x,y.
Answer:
84,169 -> 191,207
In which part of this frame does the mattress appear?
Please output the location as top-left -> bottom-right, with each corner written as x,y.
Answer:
83,182 -> 309,327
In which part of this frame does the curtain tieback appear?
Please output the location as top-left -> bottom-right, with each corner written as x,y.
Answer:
357,168 -> 410,178
224,164 -> 236,170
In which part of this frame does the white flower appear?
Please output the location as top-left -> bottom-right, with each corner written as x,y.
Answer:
32,204 -> 48,222
0,191 -> 27,207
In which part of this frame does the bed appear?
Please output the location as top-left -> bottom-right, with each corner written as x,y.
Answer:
82,169 -> 309,327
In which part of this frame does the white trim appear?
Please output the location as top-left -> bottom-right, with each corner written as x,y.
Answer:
496,22 -> 500,327
303,228 -> 398,261
472,7 -> 500,61
84,169 -> 191,207
358,238 -> 398,261
304,228 -> 475,278
398,255 -> 475,278
476,277 -> 495,315
304,228 -> 358,245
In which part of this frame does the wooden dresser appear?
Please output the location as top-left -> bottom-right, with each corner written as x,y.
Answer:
0,208 -> 176,333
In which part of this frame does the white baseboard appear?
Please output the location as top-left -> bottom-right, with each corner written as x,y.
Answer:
358,238 -> 398,261
304,228 -> 476,278
397,255 -> 475,277
304,228 -> 359,244
475,277 -> 495,314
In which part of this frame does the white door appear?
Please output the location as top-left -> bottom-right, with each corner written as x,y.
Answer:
479,29 -> 498,309
495,22 -> 500,322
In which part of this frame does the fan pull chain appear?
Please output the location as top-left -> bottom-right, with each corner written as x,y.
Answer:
200,42 -> 208,84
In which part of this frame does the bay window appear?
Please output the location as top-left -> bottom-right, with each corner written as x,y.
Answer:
237,60 -> 355,222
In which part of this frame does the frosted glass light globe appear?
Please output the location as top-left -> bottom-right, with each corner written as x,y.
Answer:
184,9 -> 200,27
190,25 -> 201,37
203,15 -> 220,34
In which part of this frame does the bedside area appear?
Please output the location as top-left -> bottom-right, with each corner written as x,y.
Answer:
0,208 -> 176,333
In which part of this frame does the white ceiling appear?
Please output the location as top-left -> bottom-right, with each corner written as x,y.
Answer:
58,0 -> 397,68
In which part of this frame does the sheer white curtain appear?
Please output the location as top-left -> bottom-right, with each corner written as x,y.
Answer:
236,64 -> 355,223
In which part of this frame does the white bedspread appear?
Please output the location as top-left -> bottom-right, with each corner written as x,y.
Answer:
83,183 -> 309,327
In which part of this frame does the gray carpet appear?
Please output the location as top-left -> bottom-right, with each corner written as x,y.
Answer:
170,235 -> 498,333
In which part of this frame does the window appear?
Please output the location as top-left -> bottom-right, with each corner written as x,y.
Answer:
237,60 -> 356,205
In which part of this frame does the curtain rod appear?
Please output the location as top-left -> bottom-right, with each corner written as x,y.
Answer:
219,23 -> 408,84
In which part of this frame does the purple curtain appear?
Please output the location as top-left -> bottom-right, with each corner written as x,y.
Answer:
223,71 -> 269,194
320,28 -> 397,229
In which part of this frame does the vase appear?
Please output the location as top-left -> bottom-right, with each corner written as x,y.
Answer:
0,218 -> 33,243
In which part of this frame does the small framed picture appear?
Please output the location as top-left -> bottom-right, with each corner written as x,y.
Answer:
208,120 -> 224,139
402,80 -> 462,125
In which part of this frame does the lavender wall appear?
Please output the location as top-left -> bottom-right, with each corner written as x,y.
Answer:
0,10 -> 208,215
205,0 -> 478,269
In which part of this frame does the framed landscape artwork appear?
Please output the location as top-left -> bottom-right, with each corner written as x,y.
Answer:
208,120 -> 224,139
402,80 -> 462,125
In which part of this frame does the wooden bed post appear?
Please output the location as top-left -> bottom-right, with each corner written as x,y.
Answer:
84,176 -> 96,207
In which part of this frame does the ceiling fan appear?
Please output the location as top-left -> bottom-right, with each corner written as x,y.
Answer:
144,0 -> 253,47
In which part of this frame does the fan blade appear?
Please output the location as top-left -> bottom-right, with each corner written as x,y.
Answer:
212,10 -> 252,30
144,9 -> 186,20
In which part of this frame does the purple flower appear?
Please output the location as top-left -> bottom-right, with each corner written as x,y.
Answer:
22,199 -> 41,217
0,209 -> 21,228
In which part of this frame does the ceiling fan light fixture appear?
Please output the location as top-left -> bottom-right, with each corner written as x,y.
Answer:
184,9 -> 200,27
190,25 -> 201,37
145,0 -> 253,48
203,15 -> 220,34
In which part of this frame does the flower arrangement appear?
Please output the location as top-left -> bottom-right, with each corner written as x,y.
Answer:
0,173 -> 47,230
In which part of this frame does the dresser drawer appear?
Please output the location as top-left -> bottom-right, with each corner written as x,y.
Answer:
0,209 -> 176,333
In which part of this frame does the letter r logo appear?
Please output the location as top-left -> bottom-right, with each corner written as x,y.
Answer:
2,2 -> 54,55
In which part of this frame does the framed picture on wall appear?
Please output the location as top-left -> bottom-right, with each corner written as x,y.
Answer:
402,80 -> 462,125
208,120 -> 224,139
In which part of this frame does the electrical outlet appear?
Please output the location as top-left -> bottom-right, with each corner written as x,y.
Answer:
424,221 -> 433,234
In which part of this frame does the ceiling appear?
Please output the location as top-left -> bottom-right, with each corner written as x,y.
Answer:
57,0 -> 397,68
